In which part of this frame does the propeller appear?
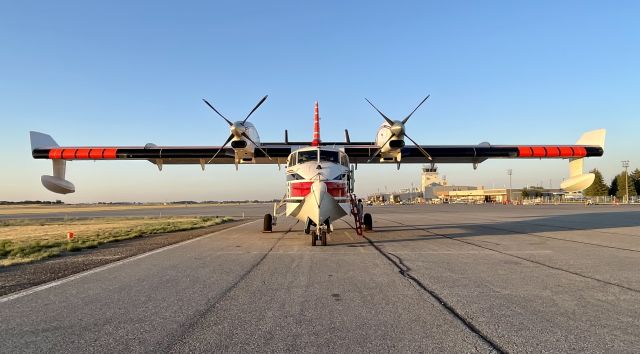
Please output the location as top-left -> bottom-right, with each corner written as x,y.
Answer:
202,95 -> 272,163
365,95 -> 432,163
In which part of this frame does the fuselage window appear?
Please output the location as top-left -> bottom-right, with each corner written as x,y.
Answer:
319,150 -> 339,163
297,150 -> 318,164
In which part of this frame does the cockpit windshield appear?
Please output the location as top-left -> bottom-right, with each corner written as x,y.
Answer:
319,150 -> 339,163
297,150 -> 317,164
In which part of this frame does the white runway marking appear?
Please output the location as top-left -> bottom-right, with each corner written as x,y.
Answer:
0,220 -> 257,304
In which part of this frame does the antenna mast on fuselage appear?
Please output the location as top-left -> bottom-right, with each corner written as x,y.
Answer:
311,101 -> 320,147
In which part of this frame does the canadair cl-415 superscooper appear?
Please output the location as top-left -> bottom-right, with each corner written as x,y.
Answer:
30,95 -> 606,246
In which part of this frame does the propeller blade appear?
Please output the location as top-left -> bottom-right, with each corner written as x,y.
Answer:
207,134 -> 233,164
241,132 -> 273,160
365,98 -> 394,126
367,134 -> 396,163
401,95 -> 430,124
405,133 -> 432,161
202,99 -> 233,126
242,95 -> 268,124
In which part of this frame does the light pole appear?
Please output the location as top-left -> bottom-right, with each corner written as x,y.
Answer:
622,160 -> 630,204
507,169 -> 513,203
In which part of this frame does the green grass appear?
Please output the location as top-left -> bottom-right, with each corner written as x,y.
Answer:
0,216 -> 233,266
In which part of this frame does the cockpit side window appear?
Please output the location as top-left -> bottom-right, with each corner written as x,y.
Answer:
287,153 -> 296,167
319,150 -> 339,163
340,152 -> 349,167
297,150 -> 318,164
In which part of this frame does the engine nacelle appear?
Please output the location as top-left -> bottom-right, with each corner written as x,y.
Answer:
375,124 -> 404,161
231,122 -> 260,163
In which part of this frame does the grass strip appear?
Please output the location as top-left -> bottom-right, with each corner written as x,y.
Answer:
0,216 -> 233,266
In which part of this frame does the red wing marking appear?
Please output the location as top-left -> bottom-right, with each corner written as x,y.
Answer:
76,148 -> 91,159
518,145 -> 588,158
531,147 -> 546,157
558,147 -> 573,157
47,148 -> 119,159
573,147 -> 587,157
62,149 -> 77,159
545,146 -> 560,157
518,146 -> 533,157
103,148 -> 117,159
49,148 -> 63,159
89,149 -> 104,159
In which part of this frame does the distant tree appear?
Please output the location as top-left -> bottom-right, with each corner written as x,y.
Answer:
609,176 -> 618,197
583,169 -> 609,196
631,168 -> 640,196
521,187 -> 542,198
615,171 -> 637,199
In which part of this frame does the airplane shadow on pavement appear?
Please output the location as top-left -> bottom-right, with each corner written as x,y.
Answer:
335,211 -> 640,246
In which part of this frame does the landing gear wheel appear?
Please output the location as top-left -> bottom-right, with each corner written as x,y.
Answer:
263,214 -> 273,232
311,231 -> 317,246
320,230 -> 327,246
363,213 -> 373,231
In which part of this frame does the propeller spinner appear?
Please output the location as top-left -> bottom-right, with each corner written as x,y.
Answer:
202,95 -> 272,163
365,95 -> 432,163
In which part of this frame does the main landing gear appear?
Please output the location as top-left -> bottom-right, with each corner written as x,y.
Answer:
363,213 -> 373,231
263,213 -> 273,232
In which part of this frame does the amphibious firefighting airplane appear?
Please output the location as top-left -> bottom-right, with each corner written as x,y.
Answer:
30,95 -> 606,246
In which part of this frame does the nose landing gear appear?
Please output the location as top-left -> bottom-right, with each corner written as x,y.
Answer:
310,224 -> 329,246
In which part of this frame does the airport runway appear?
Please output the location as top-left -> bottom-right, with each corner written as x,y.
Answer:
0,204 -> 268,219
2,205 -> 640,352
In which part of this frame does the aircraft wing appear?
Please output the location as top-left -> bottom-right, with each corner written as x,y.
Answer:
31,141 -> 293,166
342,144 -> 605,164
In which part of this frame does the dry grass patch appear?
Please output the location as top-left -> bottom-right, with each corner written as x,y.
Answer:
0,216 -> 233,266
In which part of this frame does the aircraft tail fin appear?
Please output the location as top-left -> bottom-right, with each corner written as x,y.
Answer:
311,101 -> 320,146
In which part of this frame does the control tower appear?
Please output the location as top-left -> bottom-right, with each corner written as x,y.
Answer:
421,165 -> 447,189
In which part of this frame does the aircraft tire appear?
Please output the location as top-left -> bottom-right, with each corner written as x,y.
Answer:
320,230 -> 327,246
263,214 -> 273,232
311,231 -> 317,246
363,213 -> 373,231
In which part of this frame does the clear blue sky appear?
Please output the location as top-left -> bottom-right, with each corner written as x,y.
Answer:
1,1 -> 638,202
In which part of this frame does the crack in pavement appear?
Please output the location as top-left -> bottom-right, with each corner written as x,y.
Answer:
356,227 -> 505,353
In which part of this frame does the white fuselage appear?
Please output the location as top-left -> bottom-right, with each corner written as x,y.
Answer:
284,147 -> 352,227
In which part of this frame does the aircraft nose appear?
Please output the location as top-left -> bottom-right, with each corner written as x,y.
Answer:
311,180 -> 327,207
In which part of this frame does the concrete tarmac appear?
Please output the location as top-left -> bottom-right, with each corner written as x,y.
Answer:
2,204 -> 640,353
